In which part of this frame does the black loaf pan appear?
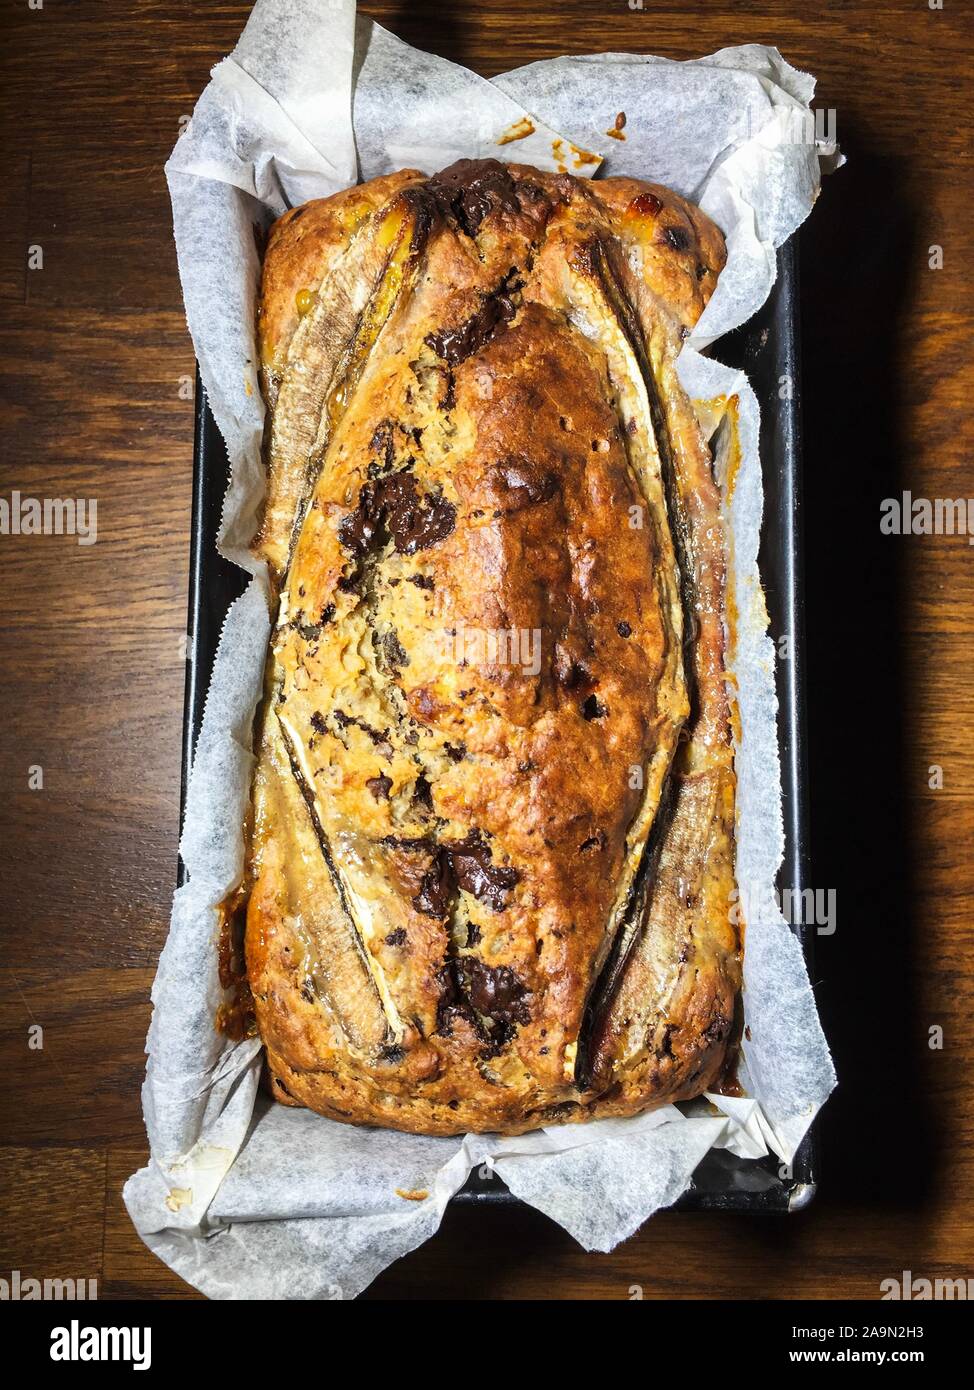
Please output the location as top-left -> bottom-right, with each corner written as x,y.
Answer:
180,237 -> 816,1213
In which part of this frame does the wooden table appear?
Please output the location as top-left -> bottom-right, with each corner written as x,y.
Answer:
1,0 -> 971,1300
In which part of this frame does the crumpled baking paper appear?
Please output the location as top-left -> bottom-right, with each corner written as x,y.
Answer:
125,0 -> 838,1299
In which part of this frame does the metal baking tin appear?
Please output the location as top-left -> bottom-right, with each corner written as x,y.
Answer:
181,238 -> 816,1214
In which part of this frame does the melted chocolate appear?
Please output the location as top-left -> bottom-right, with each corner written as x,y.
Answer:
413,774 -> 433,810
407,831 -> 520,918
581,693 -> 606,720
445,831 -> 521,911
435,955 -> 530,1045
434,963 -> 471,1036
413,850 -> 454,918
333,709 -> 393,755
457,956 -> 529,1026
339,470 -> 456,558
366,773 -> 393,800
425,157 -> 520,235
425,288 -> 517,366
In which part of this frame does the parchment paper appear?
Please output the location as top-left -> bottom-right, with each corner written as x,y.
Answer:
125,0 -> 838,1300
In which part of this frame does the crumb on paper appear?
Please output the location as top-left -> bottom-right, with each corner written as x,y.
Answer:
569,141 -> 600,168
497,116 -> 535,145
395,1187 -> 429,1202
165,1187 -> 193,1212
244,375 -> 253,397
606,111 -> 627,141
551,137 -> 568,174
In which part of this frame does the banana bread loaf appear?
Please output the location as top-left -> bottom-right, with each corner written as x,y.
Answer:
241,158 -> 741,1135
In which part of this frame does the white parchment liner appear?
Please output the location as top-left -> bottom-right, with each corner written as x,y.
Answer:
125,0 -> 837,1299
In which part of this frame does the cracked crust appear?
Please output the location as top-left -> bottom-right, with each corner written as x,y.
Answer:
242,160 -> 740,1135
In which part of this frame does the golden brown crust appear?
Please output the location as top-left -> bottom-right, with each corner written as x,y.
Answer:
243,160 -> 740,1135
257,171 -> 427,383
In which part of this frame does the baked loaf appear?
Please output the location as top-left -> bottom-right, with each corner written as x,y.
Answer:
242,159 -> 741,1135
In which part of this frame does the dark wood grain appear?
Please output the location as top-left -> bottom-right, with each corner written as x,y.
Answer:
0,0 -> 971,1301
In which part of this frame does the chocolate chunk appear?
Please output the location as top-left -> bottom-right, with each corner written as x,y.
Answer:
413,774 -> 433,810
408,573 -> 435,591
617,620 -> 632,638
333,709 -> 391,752
404,830 -> 519,919
517,180 -> 547,206
444,741 -> 467,762
425,158 -> 520,236
340,470 -> 456,559
370,421 -> 396,471
456,956 -> 529,1026
425,285 -> 517,366
445,831 -> 520,912
703,1014 -> 730,1045
581,693 -> 606,720
366,773 -> 393,800
380,833 -> 437,853
414,851 -> 454,918
435,964 -> 472,1035
310,711 -> 327,734
384,927 -> 407,947
337,498 -> 379,557
435,954 -> 528,1046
